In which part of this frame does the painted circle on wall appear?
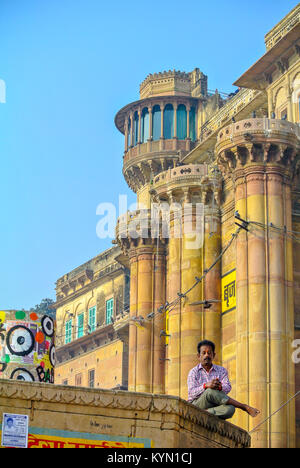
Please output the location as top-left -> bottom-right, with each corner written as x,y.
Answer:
41,316 -> 54,337
29,312 -> 38,321
6,326 -> 35,356
49,344 -> 56,367
15,311 -> 26,320
10,368 -> 35,382
35,331 -> 45,344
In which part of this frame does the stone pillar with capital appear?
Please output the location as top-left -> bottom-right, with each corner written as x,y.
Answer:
216,117 -> 299,448
203,193 -> 222,364
165,188 -> 206,399
128,249 -> 138,391
116,214 -> 167,394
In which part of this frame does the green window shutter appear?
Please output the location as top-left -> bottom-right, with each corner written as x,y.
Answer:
88,307 -> 96,332
77,313 -> 84,338
65,319 -> 72,344
106,299 -> 114,324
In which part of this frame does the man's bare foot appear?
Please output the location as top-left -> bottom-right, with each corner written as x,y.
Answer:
244,405 -> 260,418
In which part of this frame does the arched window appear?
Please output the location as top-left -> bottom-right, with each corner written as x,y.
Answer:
152,105 -> 161,141
127,118 -> 131,148
133,111 -> 139,146
177,104 -> 187,140
189,107 -> 196,142
141,108 -> 150,143
164,104 -> 174,139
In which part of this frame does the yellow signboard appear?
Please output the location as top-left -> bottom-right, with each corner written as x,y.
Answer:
165,308 -> 169,345
221,270 -> 236,314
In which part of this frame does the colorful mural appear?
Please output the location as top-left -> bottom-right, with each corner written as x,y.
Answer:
0,426 -> 152,448
0,310 -> 55,383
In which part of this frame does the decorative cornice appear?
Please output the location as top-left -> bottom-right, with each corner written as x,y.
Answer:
54,264 -> 125,308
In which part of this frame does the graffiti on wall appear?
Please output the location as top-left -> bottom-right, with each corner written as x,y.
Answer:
0,310 -> 55,383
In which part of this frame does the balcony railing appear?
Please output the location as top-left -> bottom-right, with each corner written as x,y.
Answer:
217,118 -> 300,146
123,138 -> 196,166
265,4 -> 300,50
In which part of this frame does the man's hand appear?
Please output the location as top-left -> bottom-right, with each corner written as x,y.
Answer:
206,379 -> 222,391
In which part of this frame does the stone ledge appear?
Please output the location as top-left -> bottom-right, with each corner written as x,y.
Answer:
0,379 -> 251,448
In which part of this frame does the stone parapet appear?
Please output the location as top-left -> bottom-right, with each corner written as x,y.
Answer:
139,69 -> 206,99
151,164 -> 222,206
116,209 -> 168,257
0,379 -> 251,448
123,139 -> 194,193
216,118 -> 300,175
265,3 -> 300,50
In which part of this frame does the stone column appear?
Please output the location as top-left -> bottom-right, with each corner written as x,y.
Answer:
152,244 -> 166,394
245,168 -> 268,448
166,197 -> 182,397
203,204 -> 221,362
266,167 -> 289,448
284,180 -> 296,448
136,246 -> 153,393
216,122 -> 297,447
179,192 -> 203,399
117,209 -> 167,394
234,173 -> 250,432
128,251 -> 138,391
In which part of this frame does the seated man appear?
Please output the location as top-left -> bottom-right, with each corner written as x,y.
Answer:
187,340 -> 260,420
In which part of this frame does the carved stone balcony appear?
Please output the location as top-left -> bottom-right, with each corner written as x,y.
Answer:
116,209 -> 168,255
123,138 -> 196,193
151,164 -> 222,206
215,118 -> 300,175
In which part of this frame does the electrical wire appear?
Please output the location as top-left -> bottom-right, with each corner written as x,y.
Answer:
249,390 -> 300,434
132,214 -> 300,329
133,226 -> 242,327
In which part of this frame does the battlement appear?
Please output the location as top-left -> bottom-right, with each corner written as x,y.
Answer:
140,68 -> 208,99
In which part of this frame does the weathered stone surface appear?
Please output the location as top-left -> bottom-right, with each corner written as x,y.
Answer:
0,380 -> 250,448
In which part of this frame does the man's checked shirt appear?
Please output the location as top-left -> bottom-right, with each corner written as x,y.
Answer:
187,363 -> 232,403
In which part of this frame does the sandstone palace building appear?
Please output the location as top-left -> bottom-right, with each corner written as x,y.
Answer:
54,5 -> 300,448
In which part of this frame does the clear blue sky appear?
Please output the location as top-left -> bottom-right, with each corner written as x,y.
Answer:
0,0 -> 298,310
